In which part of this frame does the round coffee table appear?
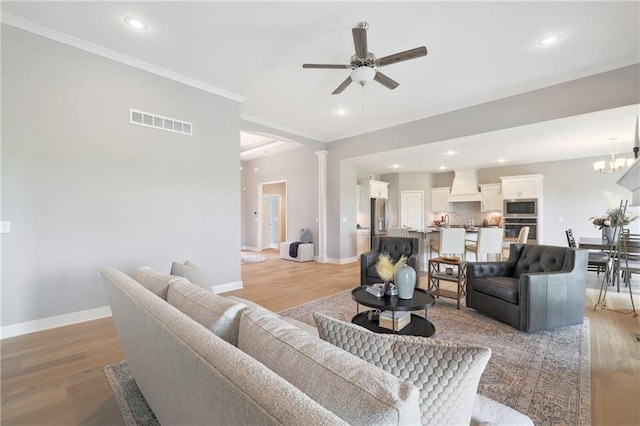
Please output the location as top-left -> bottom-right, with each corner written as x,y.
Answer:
350,287 -> 436,337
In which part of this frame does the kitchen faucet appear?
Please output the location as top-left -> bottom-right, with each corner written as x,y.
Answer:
443,214 -> 450,228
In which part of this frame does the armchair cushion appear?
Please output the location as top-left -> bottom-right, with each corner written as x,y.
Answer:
472,276 -> 519,304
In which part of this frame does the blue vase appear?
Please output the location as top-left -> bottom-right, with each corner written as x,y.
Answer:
395,265 -> 416,299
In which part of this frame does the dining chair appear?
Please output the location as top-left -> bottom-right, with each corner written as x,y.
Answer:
429,228 -> 466,259
466,228 -> 503,261
619,232 -> 640,287
387,227 -> 408,237
565,228 -> 609,275
502,226 -> 529,258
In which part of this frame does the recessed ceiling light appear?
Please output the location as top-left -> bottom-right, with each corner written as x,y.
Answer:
497,158 -> 507,163
124,16 -> 148,31
538,34 -> 561,46
334,108 -> 348,116
443,150 -> 457,156
391,164 -> 401,169
439,166 -> 446,170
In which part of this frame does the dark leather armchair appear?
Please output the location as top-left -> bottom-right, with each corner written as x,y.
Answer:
360,236 -> 420,287
466,244 -> 588,332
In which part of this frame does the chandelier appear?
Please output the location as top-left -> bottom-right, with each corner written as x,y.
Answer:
593,137 -> 634,174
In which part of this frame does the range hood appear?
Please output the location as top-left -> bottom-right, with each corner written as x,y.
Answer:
448,169 -> 482,203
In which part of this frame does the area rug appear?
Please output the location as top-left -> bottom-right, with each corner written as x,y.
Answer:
241,252 -> 269,265
280,290 -> 591,426
104,361 -> 159,426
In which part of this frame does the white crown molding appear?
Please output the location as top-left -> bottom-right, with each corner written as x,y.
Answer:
1,13 -> 245,103
1,306 -> 113,339
242,114 -> 330,144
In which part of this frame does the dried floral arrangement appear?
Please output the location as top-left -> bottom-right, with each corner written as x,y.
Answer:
375,253 -> 407,282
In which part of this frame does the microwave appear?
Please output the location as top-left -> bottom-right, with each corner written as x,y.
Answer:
504,199 -> 537,217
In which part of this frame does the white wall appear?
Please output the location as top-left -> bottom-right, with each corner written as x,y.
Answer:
241,146 -> 319,251
1,25 -> 242,327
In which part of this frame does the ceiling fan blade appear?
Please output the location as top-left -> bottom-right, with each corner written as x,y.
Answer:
332,76 -> 353,95
374,71 -> 399,90
303,63 -> 350,69
352,27 -> 368,59
376,46 -> 427,67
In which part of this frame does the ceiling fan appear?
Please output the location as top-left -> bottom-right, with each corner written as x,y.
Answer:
303,22 -> 428,95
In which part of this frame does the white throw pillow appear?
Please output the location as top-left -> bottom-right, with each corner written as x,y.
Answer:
313,312 -> 491,426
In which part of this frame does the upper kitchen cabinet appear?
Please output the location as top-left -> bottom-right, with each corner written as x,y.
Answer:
431,187 -> 451,212
369,179 -> 389,199
500,174 -> 544,199
480,184 -> 502,212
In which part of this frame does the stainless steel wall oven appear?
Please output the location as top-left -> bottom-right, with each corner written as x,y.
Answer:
503,217 -> 537,242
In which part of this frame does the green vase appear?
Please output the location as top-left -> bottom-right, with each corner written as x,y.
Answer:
395,265 -> 416,299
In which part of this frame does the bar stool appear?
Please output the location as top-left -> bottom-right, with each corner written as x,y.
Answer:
466,228 -> 503,261
429,228 -> 466,259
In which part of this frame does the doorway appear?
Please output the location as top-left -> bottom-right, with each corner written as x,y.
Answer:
258,181 -> 287,251
400,190 -> 424,229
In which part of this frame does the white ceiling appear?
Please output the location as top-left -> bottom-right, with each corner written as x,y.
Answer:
3,1 -> 638,172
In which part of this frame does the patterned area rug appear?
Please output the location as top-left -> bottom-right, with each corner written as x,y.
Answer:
241,252 -> 269,265
104,361 -> 159,426
280,290 -> 591,426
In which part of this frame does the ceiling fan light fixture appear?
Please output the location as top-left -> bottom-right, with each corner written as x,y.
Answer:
350,67 -> 376,85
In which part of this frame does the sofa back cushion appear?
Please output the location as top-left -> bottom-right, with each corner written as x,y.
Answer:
238,308 -> 421,425
313,313 -> 491,426
133,267 -> 186,300
167,280 -> 246,346
513,244 -> 568,277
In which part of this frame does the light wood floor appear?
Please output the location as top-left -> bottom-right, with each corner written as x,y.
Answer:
1,250 -> 639,425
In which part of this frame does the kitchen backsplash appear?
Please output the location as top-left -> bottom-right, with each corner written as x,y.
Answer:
431,202 -> 502,227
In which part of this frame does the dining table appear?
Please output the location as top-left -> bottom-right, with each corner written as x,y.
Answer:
578,236 -> 622,291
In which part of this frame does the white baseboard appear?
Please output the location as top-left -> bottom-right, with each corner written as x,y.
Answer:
241,246 -> 260,251
1,306 -> 113,339
326,257 -> 358,264
212,280 -> 243,294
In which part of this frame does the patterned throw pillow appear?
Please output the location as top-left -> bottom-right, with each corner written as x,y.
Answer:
171,260 -> 209,288
313,312 -> 491,426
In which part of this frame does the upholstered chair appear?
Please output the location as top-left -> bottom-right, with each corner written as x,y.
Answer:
466,244 -> 588,332
361,236 -> 420,287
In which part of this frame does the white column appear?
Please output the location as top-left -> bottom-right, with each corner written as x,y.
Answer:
315,150 -> 328,263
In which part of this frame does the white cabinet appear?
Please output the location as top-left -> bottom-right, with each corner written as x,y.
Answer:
500,175 -> 543,199
431,187 -> 450,212
480,184 -> 502,212
369,180 -> 389,199
356,229 -> 371,256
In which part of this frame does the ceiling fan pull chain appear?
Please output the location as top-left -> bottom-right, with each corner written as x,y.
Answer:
362,85 -> 366,118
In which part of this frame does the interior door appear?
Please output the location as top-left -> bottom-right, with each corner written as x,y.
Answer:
261,195 -> 280,249
401,191 -> 424,229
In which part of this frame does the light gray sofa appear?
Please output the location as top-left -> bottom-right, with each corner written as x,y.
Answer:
102,266 -> 533,425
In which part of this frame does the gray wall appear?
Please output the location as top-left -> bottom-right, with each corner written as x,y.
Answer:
241,146 -> 319,251
326,65 -> 640,260
1,26 -> 241,326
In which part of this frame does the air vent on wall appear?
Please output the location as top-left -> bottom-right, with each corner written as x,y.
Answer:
130,109 -> 192,136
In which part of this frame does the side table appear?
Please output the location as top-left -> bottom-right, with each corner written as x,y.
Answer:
428,257 -> 467,309
350,287 -> 436,337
